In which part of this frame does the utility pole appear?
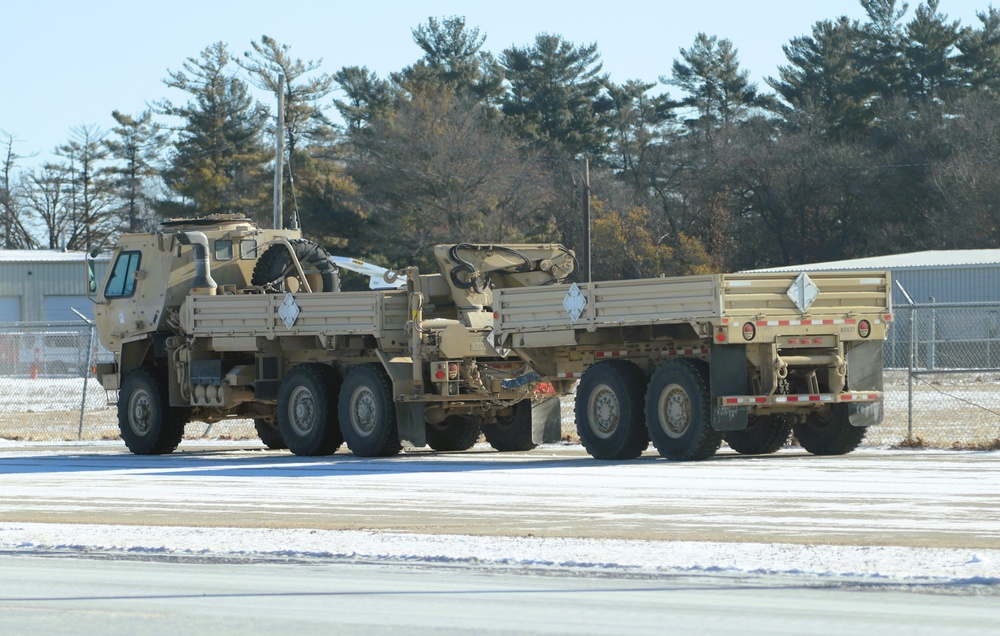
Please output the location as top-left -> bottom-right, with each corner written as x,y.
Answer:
273,74 -> 285,230
582,156 -> 591,284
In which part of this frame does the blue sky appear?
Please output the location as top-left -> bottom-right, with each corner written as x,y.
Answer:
1,0 -> 994,168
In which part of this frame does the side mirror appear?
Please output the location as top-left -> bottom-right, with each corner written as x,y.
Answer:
86,250 -> 99,298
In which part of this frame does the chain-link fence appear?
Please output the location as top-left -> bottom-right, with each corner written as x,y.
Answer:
3,308 -> 999,448
871,302 -> 1000,449
0,320 -> 255,442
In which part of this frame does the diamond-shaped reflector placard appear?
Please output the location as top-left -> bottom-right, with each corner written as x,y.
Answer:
786,272 -> 819,313
279,293 -> 300,329
563,283 -> 587,324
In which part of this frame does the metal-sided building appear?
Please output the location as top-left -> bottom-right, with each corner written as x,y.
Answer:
0,250 -> 110,323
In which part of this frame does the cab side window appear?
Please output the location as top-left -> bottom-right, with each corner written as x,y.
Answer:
104,251 -> 142,298
215,239 -> 234,261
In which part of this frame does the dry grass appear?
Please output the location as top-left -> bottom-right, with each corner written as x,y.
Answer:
890,436 -> 930,449
950,438 -> 1000,451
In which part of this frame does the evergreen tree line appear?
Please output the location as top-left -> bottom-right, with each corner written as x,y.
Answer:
2,0 -> 1000,280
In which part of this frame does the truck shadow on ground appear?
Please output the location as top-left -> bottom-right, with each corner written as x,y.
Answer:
0,444 -> 833,477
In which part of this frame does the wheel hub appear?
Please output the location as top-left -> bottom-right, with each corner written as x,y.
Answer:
658,384 -> 691,439
588,385 -> 619,439
128,389 -> 152,435
351,388 -> 377,435
288,386 -> 316,435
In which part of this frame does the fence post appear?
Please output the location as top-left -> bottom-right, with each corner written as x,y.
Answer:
71,308 -> 95,440
908,305 -> 915,444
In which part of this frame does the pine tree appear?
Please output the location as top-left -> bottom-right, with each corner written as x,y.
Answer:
104,110 -> 166,232
903,0 -> 964,101
333,66 -> 397,132
238,36 -> 336,163
396,16 -> 504,106
156,42 -> 271,221
956,7 -> 1000,93
768,17 -> 872,138
667,33 -> 761,130
500,34 -> 611,157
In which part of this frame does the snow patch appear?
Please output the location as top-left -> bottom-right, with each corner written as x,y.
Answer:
2,523 -> 998,585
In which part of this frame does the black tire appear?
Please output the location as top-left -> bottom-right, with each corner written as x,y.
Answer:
339,364 -> 401,457
118,367 -> 188,455
794,404 -> 866,456
277,364 -> 344,456
575,361 -> 649,460
645,359 -> 722,461
482,400 -> 535,452
253,418 -> 287,450
426,415 -> 481,451
251,239 -> 339,293
724,414 -> 793,455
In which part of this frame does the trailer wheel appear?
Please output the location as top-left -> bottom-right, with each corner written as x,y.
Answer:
482,400 -> 534,452
278,364 -> 344,456
118,367 -> 187,455
645,359 -> 721,461
253,419 -> 287,450
426,415 -> 481,452
575,361 -> 649,460
251,239 -> 339,293
724,414 -> 792,455
339,364 -> 401,457
794,404 -> 866,456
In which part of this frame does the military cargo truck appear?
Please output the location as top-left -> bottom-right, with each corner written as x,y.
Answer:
91,214 -> 891,461
91,214 -> 574,457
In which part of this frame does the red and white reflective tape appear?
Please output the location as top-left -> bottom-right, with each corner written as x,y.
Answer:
754,318 -> 858,327
775,394 -> 834,403
719,392 -> 881,406
556,372 -> 582,378
661,347 -> 710,357
839,393 -> 880,402
595,350 -> 630,358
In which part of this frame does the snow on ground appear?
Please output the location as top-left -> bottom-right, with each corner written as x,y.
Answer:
1,442 -> 999,586
2,522 -> 998,585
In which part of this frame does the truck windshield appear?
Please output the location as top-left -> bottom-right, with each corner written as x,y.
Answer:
105,251 -> 141,298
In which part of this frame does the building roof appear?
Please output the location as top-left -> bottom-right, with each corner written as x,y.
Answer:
750,249 -> 1000,273
0,249 -> 109,263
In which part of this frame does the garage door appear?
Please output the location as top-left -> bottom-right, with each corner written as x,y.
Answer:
43,296 -> 91,322
0,296 -> 21,322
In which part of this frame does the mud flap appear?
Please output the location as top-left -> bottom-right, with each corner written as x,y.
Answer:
846,340 -> 885,427
375,350 -> 427,447
710,343 -> 749,431
532,396 -> 562,443
395,402 -> 427,448
848,401 -> 882,427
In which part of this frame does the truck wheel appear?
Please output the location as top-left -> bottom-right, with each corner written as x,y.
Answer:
575,361 -> 649,460
252,239 -> 339,293
426,415 -> 481,451
794,404 -> 866,456
118,367 -> 187,455
724,414 -> 792,455
482,400 -> 534,452
278,364 -> 344,456
253,419 -> 287,450
339,364 -> 401,457
645,359 -> 722,461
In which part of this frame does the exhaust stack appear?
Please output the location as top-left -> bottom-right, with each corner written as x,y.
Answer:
176,231 -> 218,295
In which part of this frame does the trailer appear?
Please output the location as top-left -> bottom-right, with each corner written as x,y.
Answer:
491,272 -> 891,459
